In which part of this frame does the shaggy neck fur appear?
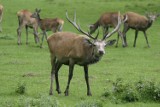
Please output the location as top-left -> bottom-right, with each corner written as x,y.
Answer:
80,39 -> 102,65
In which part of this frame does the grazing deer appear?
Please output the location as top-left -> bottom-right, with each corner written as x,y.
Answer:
31,9 -> 64,48
0,4 -> 3,32
47,11 -> 122,96
17,9 -> 39,45
122,12 -> 158,47
89,12 -> 127,47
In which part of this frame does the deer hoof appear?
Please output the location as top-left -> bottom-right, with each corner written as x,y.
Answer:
49,92 -> 53,95
64,91 -> 69,96
87,92 -> 92,96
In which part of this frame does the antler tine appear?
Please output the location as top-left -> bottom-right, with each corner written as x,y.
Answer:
123,14 -> 128,23
66,10 -> 96,40
103,11 -> 122,40
95,27 -> 99,39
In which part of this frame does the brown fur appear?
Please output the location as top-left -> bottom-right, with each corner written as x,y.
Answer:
47,32 -> 97,66
0,4 -> 3,32
31,9 -> 64,48
17,9 -> 39,45
122,11 -> 157,47
90,12 -> 126,47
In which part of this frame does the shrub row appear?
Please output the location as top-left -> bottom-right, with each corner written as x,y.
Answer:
102,78 -> 160,103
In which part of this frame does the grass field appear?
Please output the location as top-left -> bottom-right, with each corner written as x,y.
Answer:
0,0 -> 160,106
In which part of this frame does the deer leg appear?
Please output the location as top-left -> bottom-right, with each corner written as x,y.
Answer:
55,62 -> 62,94
40,31 -> 46,48
17,26 -> 23,45
49,57 -> 56,95
115,33 -> 120,48
84,65 -> 92,96
102,27 -> 109,37
25,26 -> 29,45
118,30 -> 126,47
143,31 -> 150,48
64,63 -> 74,96
133,30 -> 138,47
0,22 -> 2,32
33,28 -> 39,44
122,24 -> 129,47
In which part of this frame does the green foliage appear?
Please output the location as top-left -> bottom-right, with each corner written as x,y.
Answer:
5,95 -> 59,107
102,79 -> 160,103
15,82 -> 26,94
75,100 -> 103,107
135,80 -> 160,102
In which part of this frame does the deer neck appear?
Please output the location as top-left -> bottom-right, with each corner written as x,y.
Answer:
147,18 -> 153,29
83,41 -> 101,65
36,15 -> 42,27
93,20 -> 100,29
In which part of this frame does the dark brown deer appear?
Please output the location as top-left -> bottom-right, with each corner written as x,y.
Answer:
89,12 -> 127,47
17,9 -> 39,45
0,4 -> 3,32
47,11 -> 122,96
122,12 -> 158,47
31,9 -> 64,48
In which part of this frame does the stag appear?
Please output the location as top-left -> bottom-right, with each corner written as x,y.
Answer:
0,4 -> 3,32
89,12 -> 127,47
122,12 -> 158,47
17,9 -> 39,45
31,9 -> 64,48
47,11 -> 122,96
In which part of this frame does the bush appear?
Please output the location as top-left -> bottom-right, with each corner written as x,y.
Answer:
102,78 -> 160,103
15,82 -> 26,94
135,80 -> 160,102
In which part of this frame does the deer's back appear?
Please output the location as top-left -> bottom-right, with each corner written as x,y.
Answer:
125,12 -> 148,27
99,12 -> 120,27
17,10 -> 37,26
47,32 -> 91,62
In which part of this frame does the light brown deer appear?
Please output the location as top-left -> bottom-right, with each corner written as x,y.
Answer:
31,9 -> 64,48
47,11 -> 122,96
89,12 -> 127,47
122,12 -> 159,47
0,4 -> 3,32
17,9 -> 39,45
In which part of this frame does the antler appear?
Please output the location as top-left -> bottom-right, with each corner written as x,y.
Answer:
103,11 -> 122,40
123,14 -> 128,23
66,10 -> 99,40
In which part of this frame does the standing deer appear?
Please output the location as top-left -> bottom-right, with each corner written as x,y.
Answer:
0,4 -> 3,32
17,9 -> 39,45
89,12 -> 127,47
47,11 -> 122,96
122,12 -> 158,47
31,9 -> 64,48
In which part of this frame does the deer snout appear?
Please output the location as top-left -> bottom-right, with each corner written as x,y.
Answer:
99,50 -> 105,55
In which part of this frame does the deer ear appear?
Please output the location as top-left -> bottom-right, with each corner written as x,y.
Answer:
105,39 -> 116,46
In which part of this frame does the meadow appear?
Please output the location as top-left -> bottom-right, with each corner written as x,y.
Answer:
0,0 -> 160,106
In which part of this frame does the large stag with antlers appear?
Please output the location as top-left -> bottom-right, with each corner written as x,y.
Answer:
31,9 -> 64,48
122,12 -> 158,47
0,4 -> 3,32
17,9 -> 39,45
89,12 -> 127,47
47,11 -> 122,96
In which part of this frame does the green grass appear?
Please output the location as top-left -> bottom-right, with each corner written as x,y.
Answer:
0,0 -> 160,106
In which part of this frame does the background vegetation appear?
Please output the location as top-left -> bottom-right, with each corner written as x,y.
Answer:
0,0 -> 160,106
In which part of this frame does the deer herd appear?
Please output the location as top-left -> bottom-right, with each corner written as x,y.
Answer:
0,3 -> 160,96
